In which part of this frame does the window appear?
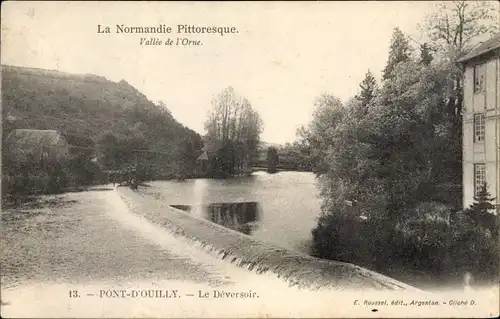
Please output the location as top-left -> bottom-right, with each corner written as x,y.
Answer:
473,64 -> 485,93
474,163 -> 486,196
474,113 -> 485,142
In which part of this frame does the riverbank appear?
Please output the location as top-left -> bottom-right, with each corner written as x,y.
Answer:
252,166 -> 312,173
1,184 -> 116,209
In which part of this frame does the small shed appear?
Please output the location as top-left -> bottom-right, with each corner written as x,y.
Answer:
4,129 -> 70,162
196,150 -> 209,161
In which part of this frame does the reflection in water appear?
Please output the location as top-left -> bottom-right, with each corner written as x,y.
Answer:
169,202 -> 261,235
206,202 -> 260,235
170,205 -> 190,211
144,172 -> 321,254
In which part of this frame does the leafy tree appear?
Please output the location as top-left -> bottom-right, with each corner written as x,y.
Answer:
305,3 -> 500,283
382,27 -> 412,80
302,94 -> 345,175
96,130 -> 121,170
420,43 -> 434,66
266,146 -> 279,173
204,87 -> 263,176
175,136 -> 201,179
277,142 -> 312,171
356,70 -> 377,112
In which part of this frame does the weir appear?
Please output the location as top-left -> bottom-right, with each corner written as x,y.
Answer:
116,186 -> 420,292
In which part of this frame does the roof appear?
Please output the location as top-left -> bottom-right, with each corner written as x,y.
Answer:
196,150 -> 209,161
4,129 -> 64,148
457,33 -> 500,63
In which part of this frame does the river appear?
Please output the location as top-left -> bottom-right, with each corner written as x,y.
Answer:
140,171 -> 322,254
138,171 -> 487,291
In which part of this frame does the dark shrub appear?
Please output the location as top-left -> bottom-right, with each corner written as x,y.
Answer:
311,207 -> 387,269
312,201 -> 500,284
46,161 -> 69,194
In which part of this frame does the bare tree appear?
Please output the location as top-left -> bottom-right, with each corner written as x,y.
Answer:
204,87 -> 263,174
418,1 -> 499,123
420,1 -> 499,59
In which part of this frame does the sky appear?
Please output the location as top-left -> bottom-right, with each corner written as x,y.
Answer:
2,1 -> 440,144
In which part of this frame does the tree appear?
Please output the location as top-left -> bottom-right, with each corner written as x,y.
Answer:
301,94 -> 345,175
307,3 -> 500,282
421,1 -> 499,59
157,100 -> 172,116
266,146 -> 279,173
420,43 -> 434,66
470,183 -> 497,213
421,1 -> 499,119
418,1 -> 499,189
96,130 -> 120,170
382,27 -> 412,80
466,183 -> 498,232
355,69 -> 377,113
204,87 -> 263,176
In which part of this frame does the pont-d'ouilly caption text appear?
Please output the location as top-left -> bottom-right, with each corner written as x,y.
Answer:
97,24 -> 239,47
69,288 -> 259,299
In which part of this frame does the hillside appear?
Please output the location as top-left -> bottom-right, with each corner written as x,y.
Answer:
2,64 -> 202,178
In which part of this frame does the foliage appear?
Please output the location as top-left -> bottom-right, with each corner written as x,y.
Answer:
2,65 -> 203,192
382,27 -> 411,80
2,153 -> 70,197
253,142 -> 312,172
266,146 -> 279,173
465,183 -> 498,234
355,69 -> 378,112
312,202 -> 500,282
469,183 -> 497,213
296,94 -> 345,176
419,0 -> 499,154
67,152 -> 101,186
306,6 -> 498,282
420,1 -> 499,58
419,43 -> 434,66
46,161 -> 69,194
204,87 -> 263,177
279,142 -> 313,171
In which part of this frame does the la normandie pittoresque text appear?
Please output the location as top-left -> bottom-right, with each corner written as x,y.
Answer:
97,24 -> 239,46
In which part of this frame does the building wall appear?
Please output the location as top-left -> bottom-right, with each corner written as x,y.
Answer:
41,136 -> 70,162
55,136 -> 70,160
462,52 -> 500,211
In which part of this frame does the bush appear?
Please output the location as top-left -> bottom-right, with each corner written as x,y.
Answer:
46,161 -> 69,194
2,156 -> 72,196
311,206 -> 388,270
312,201 -> 500,284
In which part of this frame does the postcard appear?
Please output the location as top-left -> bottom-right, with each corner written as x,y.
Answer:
1,1 -> 499,318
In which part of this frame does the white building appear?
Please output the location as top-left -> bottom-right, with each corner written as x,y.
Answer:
458,34 -> 500,211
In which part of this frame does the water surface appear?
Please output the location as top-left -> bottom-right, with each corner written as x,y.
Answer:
141,171 -> 322,253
